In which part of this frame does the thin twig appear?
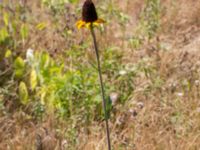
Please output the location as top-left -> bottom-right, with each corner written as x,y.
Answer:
90,24 -> 111,150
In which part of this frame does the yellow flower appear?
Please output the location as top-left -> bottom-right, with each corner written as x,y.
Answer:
76,0 -> 105,29
76,18 -> 105,29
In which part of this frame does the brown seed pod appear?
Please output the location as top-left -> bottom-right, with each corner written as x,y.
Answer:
82,0 -> 98,22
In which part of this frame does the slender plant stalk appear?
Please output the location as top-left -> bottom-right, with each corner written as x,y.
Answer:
90,25 -> 111,150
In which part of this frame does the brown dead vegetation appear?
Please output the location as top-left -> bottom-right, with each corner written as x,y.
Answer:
1,0 -> 200,149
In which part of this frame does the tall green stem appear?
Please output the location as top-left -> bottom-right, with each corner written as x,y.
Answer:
90,25 -> 111,150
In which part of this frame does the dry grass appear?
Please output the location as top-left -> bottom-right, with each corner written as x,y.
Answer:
1,0 -> 200,149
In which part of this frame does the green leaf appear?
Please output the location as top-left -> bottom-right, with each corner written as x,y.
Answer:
14,57 -> 25,78
40,52 -> 50,68
30,69 -> 37,90
0,27 -> 9,42
20,24 -> 29,39
3,13 -> 9,26
37,86 -> 47,105
19,81 -> 29,105
5,49 -> 12,58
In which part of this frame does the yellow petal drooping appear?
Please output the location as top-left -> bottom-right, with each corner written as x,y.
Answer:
96,18 -> 105,24
76,20 -> 86,29
76,18 -> 105,29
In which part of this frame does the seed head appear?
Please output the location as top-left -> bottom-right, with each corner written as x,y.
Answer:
82,0 -> 98,23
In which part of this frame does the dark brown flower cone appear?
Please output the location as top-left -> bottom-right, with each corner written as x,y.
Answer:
82,0 -> 98,22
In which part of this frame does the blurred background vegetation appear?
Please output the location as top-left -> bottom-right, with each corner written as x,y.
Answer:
0,0 -> 200,149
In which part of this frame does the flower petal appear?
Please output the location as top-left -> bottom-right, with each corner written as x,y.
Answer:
76,18 -> 105,29
92,18 -> 105,27
96,18 -> 106,24
76,20 -> 86,29
93,22 -> 99,27
86,22 -> 92,29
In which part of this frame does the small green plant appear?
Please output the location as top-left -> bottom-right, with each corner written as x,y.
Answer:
129,0 -> 161,48
140,0 -> 161,39
42,0 -> 78,15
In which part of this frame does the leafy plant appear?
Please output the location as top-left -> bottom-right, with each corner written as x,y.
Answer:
140,0 -> 161,39
19,81 -> 29,105
14,56 -> 25,78
129,0 -> 161,48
